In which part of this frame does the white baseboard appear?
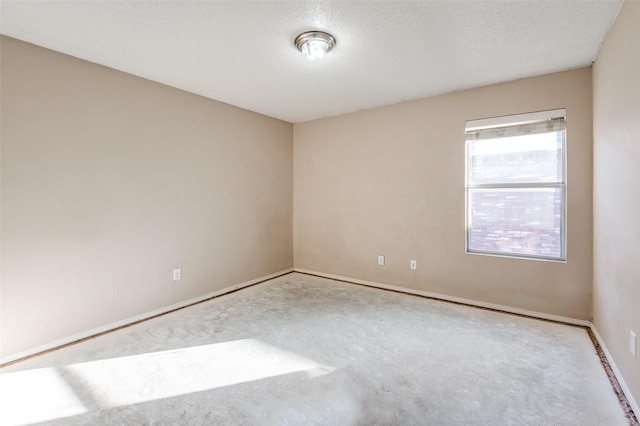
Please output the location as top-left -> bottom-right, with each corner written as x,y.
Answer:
294,268 -> 591,327
0,268 -> 293,366
590,325 -> 640,417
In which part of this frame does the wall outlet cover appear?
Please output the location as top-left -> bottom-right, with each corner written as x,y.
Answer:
173,268 -> 181,281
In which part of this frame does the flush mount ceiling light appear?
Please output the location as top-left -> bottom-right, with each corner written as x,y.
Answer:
294,31 -> 336,60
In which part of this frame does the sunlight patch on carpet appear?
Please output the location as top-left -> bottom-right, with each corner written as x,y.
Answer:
0,339 -> 334,425
0,367 -> 88,425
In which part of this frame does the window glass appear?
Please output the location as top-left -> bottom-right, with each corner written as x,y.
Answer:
468,132 -> 563,185
468,187 -> 563,258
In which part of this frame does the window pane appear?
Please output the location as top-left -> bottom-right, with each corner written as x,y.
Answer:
468,131 -> 563,185
468,188 -> 562,258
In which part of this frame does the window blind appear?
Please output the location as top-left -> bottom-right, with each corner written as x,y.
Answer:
466,117 -> 565,140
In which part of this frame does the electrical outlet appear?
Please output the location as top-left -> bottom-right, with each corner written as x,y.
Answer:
410,260 -> 417,270
377,255 -> 385,266
631,331 -> 637,358
172,268 -> 181,281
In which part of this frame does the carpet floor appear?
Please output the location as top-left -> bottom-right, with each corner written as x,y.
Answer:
0,272 -> 631,425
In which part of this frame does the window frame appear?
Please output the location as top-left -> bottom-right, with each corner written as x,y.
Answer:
465,109 -> 567,262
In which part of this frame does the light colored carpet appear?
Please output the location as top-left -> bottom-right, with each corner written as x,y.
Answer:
0,272 -> 630,425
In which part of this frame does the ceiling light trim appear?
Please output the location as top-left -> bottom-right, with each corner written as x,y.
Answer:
294,31 -> 336,60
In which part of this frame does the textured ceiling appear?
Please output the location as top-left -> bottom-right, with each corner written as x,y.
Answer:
0,1 -> 623,123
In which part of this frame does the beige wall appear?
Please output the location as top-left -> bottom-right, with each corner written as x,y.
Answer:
294,68 -> 593,320
0,36 -> 293,357
593,0 -> 640,407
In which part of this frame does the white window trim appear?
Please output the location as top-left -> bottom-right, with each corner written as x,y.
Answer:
465,109 -> 567,262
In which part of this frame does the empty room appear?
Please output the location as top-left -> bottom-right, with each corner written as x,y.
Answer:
1,1 -> 638,425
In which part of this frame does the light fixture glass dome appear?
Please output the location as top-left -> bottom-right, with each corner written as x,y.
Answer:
295,31 -> 336,60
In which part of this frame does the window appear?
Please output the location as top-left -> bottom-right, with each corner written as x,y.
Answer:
465,109 -> 566,261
